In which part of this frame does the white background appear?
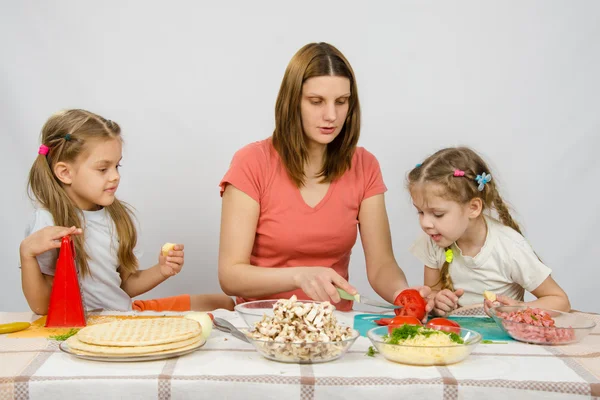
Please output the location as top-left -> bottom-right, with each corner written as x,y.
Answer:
1,1 -> 598,313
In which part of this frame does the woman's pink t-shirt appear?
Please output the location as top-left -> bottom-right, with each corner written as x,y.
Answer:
219,138 -> 387,311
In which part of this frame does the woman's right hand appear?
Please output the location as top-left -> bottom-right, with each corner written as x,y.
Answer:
19,226 -> 82,259
293,267 -> 357,303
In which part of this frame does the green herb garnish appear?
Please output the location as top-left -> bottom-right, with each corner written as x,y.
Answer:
447,332 -> 464,344
49,328 -> 80,341
366,346 -> 378,357
386,325 -> 464,344
531,315 -> 538,321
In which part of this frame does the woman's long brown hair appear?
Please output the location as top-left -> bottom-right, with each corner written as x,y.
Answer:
272,42 -> 361,186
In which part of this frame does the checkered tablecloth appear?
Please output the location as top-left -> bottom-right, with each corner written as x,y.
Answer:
1,307 -> 599,400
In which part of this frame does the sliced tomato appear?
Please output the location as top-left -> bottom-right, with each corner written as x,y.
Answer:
394,289 -> 427,320
374,318 -> 393,326
387,315 -> 422,334
425,318 -> 460,334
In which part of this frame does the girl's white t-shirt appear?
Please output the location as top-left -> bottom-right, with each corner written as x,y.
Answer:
410,216 -> 551,307
23,208 -> 141,311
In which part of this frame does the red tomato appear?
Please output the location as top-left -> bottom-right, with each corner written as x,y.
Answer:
208,313 -> 214,322
394,289 -> 427,320
387,316 -> 422,334
425,318 -> 460,334
374,318 -> 393,326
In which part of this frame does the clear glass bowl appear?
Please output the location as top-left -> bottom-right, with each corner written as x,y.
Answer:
235,299 -> 359,363
241,328 -> 359,363
367,325 -> 482,366
235,299 -> 322,327
489,305 -> 596,345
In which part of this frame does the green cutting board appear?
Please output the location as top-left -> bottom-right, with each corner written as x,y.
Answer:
353,314 -> 513,342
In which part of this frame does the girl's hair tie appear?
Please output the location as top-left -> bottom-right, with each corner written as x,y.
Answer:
453,169 -> 465,177
475,172 -> 492,191
445,248 -> 454,263
64,133 -> 72,141
38,144 -> 50,156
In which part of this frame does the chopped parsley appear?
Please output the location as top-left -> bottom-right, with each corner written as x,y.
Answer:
366,346 -> 378,357
386,325 -> 464,345
49,328 -> 80,341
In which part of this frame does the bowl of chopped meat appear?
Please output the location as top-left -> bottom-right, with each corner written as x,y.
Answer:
235,296 -> 359,363
489,306 -> 596,345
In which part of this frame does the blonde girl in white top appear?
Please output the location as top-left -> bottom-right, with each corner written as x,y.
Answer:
407,147 -> 570,316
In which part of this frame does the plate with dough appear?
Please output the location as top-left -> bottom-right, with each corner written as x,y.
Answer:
59,335 -> 205,362
58,317 -> 205,362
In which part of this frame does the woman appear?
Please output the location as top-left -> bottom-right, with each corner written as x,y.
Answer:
218,42 -> 430,311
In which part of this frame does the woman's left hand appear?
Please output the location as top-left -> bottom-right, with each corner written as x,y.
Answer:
393,286 -> 434,322
413,285 -> 434,315
158,244 -> 185,278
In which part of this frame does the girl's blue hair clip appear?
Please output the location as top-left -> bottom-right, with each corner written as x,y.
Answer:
415,163 -> 422,168
475,172 -> 492,191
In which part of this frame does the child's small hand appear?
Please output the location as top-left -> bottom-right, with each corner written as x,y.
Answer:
432,288 -> 464,317
19,226 -> 83,259
484,294 -> 520,316
158,244 -> 184,278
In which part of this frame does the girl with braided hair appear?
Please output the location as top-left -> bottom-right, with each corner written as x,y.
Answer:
20,109 -> 234,314
407,147 -> 570,316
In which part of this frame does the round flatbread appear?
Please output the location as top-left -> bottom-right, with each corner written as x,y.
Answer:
66,336 -> 205,357
76,318 -> 201,346
66,334 -> 204,355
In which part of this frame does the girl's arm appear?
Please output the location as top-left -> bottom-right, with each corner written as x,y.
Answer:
425,265 -> 464,316
359,194 -> 431,304
484,276 -> 570,314
218,185 -> 356,303
21,256 -> 53,315
487,276 -> 570,311
528,276 -> 570,311
424,266 -> 442,295
20,226 -> 82,315
120,245 -> 184,298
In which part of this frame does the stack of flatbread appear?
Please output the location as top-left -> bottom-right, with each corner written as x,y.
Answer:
64,318 -> 204,357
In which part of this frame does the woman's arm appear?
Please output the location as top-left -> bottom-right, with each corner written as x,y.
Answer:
218,185 -> 355,302
359,194 -> 413,303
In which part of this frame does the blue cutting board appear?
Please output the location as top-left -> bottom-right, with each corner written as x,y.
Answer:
353,314 -> 513,341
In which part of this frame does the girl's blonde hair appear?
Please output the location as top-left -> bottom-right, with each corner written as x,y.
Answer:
408,147 -> 523,291
272,42 -> 361,187
28,109 -> 138,277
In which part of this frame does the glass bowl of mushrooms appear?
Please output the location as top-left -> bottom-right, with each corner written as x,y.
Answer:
235,296 -> 359,363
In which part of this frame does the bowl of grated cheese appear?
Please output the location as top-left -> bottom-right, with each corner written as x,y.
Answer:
367,324 -> 482,366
